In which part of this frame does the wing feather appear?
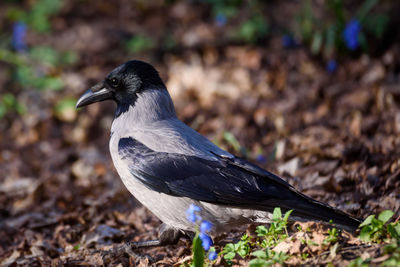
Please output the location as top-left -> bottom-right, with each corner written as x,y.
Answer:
118,137 -> 294,207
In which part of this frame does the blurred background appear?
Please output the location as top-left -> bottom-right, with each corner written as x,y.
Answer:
0,0 -> 399,265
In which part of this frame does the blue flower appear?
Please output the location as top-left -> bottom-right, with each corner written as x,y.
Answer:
199,233 -> 213,251
215,13 -> 227,27
326,59 -> 337,73
282,35 -> 297,48
200,221 -> 212,233
186,204 -> 201,223
343,19 -> 361,50
208,250 -> 217,260
12,22 -> 27,52
256,154 -> 266,164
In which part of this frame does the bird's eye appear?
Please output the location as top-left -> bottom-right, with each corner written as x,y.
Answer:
110,78 -> 119,87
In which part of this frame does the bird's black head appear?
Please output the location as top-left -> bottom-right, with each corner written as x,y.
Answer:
76,60 -> 166,115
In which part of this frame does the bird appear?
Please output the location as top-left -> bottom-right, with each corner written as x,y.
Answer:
76,60 -> 361,247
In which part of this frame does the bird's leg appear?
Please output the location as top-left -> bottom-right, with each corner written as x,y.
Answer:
103,226 -> 195,263
127,223 -> 183,249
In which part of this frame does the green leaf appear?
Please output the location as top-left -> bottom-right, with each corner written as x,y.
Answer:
27,0 -> 63,32
360,215 -> 375,227
0,103 -> 7,118
358,32 -> 368,52
223,243 -> 235,252
323,25 -> 337,58
347,257 -> 370,267
249,258 -> 268,267
272,207 -> 282,221
359,226 -> 372,242
364,14 -> 389,39
283,210 -> 293,223
298,0 -> 314,41
6,7 -> 27,22
2,93 -> 16,108
326,0 -> 345,24
382,257 -> 400,267
36,76 -> 64,91
382,243 -> 397,254
60,51 -> 78,66
30,46 -> 59,67
28,11 -> 51,32
387,223 -> 400,240
223,131 -> 241,152
378,210 -> 394,224
256,225 -> 268,236
223,251 -> 236,260
356,0 -> 378,21
252,250 -> 266,258
273,251 -> 289,263
126,34 -> 155,53
238,248 -> 248,258
192,234 -> 204,267
311,31 -> 323,54
235,15 -> 268,43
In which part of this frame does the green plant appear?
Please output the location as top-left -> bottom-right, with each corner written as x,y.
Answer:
356,210 -> 400,267
222,131 -> 242,153
205,0 -> 241,18
295,0 -> 389,58
256,208 -> 293,248
249,249 -> 289,267
301,252 -> 310,260
126,34 -> 155,53
192,232 -> 205,267
323,227 -> 339,245
347,257 -> 370,267
359,210 -> 397,243
205,0 -> 269,44
234,14 -> 268,43
6,0 -> 63,33
0,46 -> 77,92
382,242 -> 400,266
0,93 -> 26,118
0,0 -> 78,120
222,234 -> 252,261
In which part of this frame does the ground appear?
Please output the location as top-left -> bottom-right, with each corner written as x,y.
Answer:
0,1 -> 399,266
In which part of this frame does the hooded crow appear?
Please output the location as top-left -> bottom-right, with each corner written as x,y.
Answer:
76,60 -> 361,247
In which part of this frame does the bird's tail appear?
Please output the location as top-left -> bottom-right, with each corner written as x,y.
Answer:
278,193 -> 362,232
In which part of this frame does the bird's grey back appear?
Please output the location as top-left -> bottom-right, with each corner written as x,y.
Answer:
110,88 -> 232,159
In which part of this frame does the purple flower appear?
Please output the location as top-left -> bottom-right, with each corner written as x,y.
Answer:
256,154 -> 266,164
12,22 -> 27,52
215,13 -> 227,27
343,19 -> 361,50
186,204 -> 201,223
200,221 -> 212,233
199,233 -> 213,251
208,250 -> 217,260
326,59 -> 337,73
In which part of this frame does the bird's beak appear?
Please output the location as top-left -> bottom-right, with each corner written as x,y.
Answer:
76,81 -> 113,108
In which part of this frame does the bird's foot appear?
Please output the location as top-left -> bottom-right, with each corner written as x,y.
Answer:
125,239 -> 161,249
125,223 -> 183,249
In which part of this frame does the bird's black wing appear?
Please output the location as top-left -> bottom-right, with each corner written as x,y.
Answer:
118,137 -> 299,208
118,137 -> 362,231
